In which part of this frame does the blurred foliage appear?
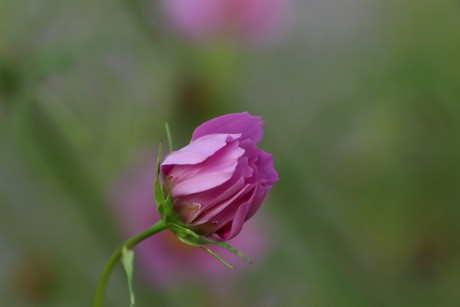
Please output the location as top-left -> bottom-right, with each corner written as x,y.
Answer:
1,0 -> 459,306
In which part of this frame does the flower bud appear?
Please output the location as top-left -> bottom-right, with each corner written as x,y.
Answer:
160,112 -> 278,241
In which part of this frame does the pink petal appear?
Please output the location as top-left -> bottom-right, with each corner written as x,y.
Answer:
193,183 -> 254,224
179,176 -> 246,212
244,182 -> 271,220
177,156 -> 253,210
254,149 -> 279,184
191,112 -> 264,144
168,140 -> 245,197
211,186 -> 259,240
214,200 -> 253,241
161,134 -> 240,175
173,170 -> 237,197
239,139 -> 279,184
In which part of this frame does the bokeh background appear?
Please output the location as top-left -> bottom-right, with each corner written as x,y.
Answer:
1,0 -> 460,306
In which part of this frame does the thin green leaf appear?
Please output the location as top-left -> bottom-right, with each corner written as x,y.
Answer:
177,236 -> 235,270
206,241 -> 252,264
168,223 -> 238,269
154,141 -> 164,208
121,247 -> 135,307
198,245 -> 235,270
173,224 -> 251,264
168,223 -> 202,241
165,122 -> 173,152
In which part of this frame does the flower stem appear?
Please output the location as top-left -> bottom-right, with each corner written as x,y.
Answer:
93,220 -> 167,307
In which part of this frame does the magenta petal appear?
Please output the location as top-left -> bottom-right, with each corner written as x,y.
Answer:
210,186 -> 258,241
179,176 -> 246,212
215,200 -> 252,241
254,150 -> 279,184
178,155 -> 253,211
245,182 -> 271,220
168,140 -> 245,198
194,184 -> 254,224
161,133 -> 240,175
173,170 -> 235,197
191,112 -> 264,144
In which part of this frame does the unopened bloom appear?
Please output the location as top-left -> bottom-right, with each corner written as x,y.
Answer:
112,154 -> 269,288
160,0 -> 288,44
160,112 -> 278,241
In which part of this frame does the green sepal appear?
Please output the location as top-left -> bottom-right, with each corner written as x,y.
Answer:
192,234 -> 252,265
178,235 -> 235,270
167,222 -> 251,269
121,247 -> 135,307
205,240 -> 252,264
154,141 -> 165,214
170,223 -> 234,270
154,136 -> 175,222
165,122 -> 173,153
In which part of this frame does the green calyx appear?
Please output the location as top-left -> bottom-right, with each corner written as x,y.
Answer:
154,140 -> 251,269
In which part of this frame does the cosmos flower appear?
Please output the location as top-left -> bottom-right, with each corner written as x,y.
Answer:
112,150 -> 270,288
160,112 -> 278,241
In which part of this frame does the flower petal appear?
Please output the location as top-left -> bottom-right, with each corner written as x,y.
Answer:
172,171 -> 236,197
244,182 -> 271,220
193,183 -> 255,224
161,134 -> 241,175
214,199 -> 253,241
170,141 -> 245,197
254,150 -> 279,184
191,112 -> 264,144
207,184 -> 259,241
177,156 -> 253,211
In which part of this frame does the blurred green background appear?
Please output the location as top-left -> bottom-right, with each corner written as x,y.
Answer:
1,0 -> 460,306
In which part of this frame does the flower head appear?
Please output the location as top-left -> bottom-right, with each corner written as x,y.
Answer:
160,112 -> 278,241
112,153 -> 269,288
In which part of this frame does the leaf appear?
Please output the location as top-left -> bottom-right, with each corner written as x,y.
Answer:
172,223 -> 252,264
169,223 -> 246,270
154,141 -> 164,208
206,240 -> 252,264
165,122 -> 173,152
121,247 -> 135,307
177,236 -> 235,270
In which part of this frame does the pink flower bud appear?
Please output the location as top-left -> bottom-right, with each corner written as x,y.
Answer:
112,152 -> 270,288
160,112 -> 278,241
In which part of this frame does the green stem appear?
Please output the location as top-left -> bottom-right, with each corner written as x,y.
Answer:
93,220 -> 167,307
